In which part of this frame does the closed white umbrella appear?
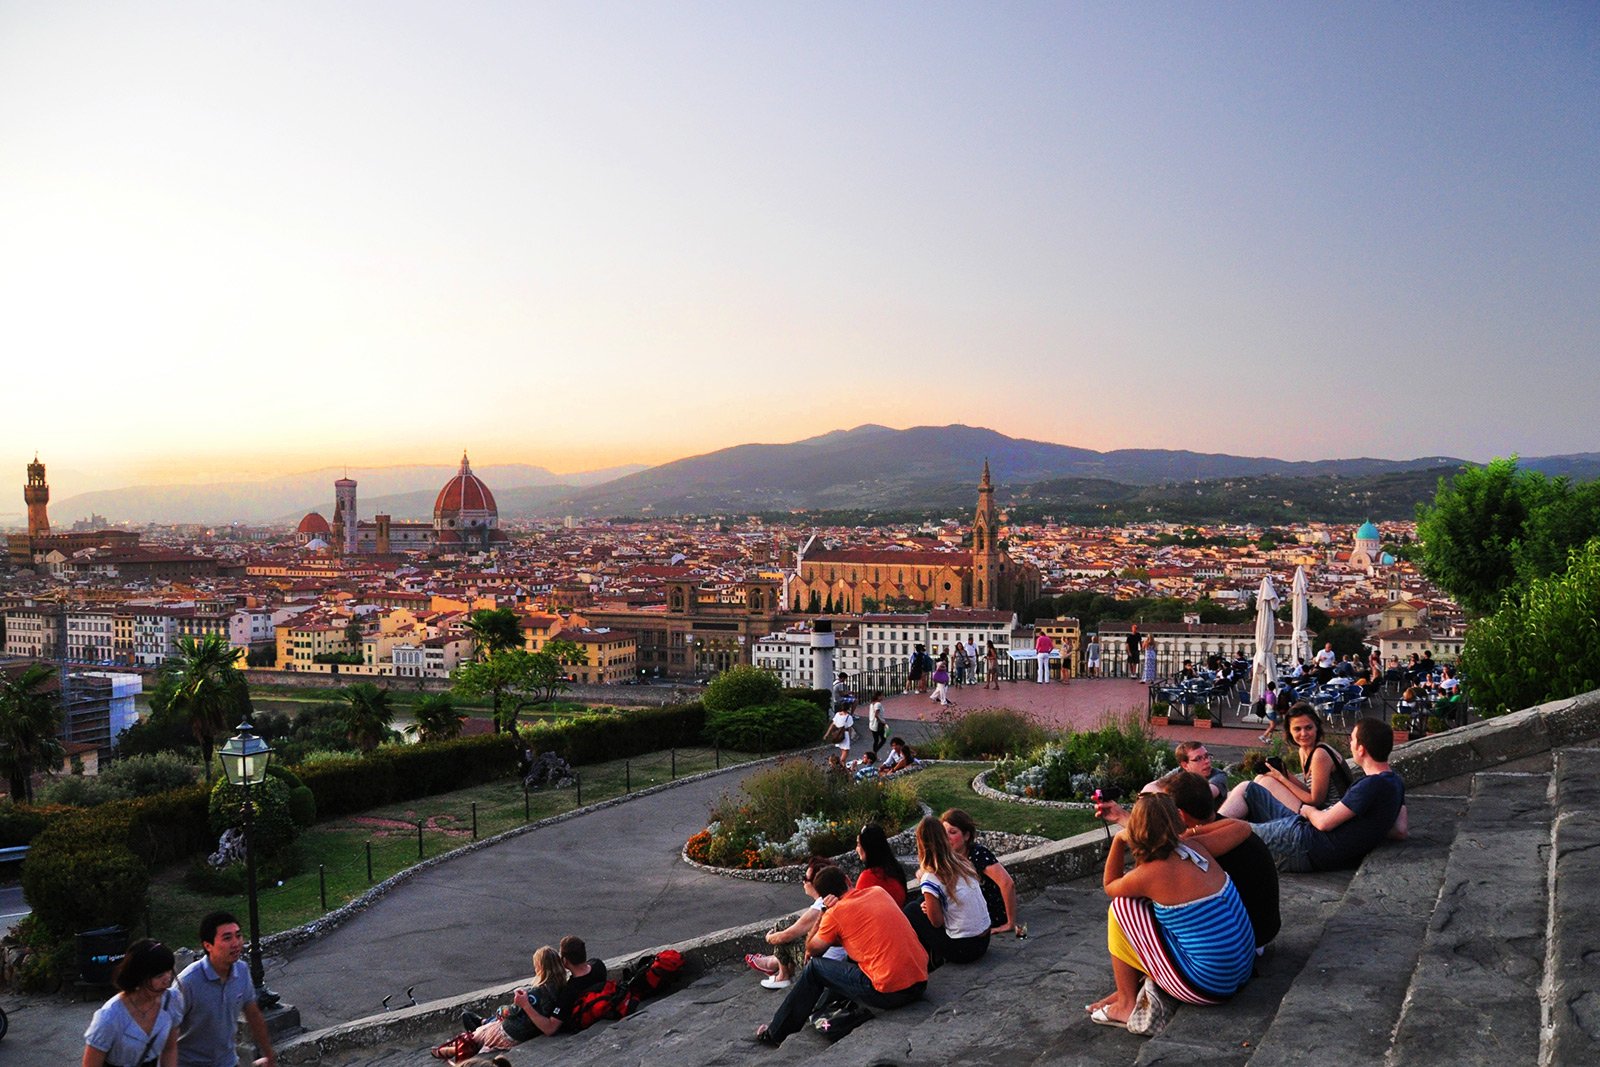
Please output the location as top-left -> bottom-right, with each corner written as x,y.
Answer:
1251,576 -> 1280,702
1291,566 -> 1312,666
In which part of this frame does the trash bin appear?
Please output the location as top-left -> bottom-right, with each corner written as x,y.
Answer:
76,925 -> 128,986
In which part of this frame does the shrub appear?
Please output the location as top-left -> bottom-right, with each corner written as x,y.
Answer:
695,757 -> 919,868
293,732 -> 524,818
703,698 -> 826,752
994,712 -> 1174,802
208,775 -> 298,857
22,808 -> 150,942
0,800 -> 56,848
782,687 -> 832,715
925,707 -> 1048,760
286,785 -> 317,827
1462,538 -> 1600,715
519,703 -> 706,765
36,774 -> 117,807
99,752 -> 202,798
703,666 -> 783,714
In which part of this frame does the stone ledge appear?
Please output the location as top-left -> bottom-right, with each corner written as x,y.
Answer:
1393,690 -> 1600,788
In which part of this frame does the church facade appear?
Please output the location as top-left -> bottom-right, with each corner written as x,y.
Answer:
294,453 -> 508,556
788,464 -> 1040,614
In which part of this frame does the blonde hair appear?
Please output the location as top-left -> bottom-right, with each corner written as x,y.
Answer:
1124,793 -> 1185,864
914,815 -> 975,901
532,945 -> 567,996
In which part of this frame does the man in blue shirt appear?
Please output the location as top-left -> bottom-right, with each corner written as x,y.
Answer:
1247,718 -> 1409,873
176,911 -> 276,1067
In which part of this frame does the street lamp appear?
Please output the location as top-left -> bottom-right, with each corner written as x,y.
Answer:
218,719 -> 278,1008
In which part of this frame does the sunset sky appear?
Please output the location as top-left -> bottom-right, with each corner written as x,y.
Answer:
2,2 -> 1596,498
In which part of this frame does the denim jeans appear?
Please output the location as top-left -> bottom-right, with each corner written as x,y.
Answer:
1243,783 -> 1314,872
902,900 -> 991,966
767,958 -> 925,1043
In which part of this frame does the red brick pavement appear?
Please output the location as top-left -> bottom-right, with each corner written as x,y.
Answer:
884,676 -> 1267,753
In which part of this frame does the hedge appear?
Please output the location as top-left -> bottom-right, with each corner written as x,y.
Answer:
517,702 -> 707,765
294,732 -> 524,818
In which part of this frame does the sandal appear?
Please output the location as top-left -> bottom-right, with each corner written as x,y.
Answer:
745,953 -> 778,976
1089,1006 -> 1126,1028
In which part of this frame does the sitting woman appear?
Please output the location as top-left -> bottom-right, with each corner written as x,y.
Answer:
1219,703 -> 1350,822
1089,793 -> 1255,1027
902,815 -> 991,966
435,946 -> 566,1060
854,822 -> 908,905
745,856 -> 847,989
941,808 -> 1018,934
878,737 -> 918,776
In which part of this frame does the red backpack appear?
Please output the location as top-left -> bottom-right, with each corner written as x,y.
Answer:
624,949 -> 685,999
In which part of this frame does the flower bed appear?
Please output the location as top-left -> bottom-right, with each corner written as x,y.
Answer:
990,717 -> 1174,803
684,756 -> 920,871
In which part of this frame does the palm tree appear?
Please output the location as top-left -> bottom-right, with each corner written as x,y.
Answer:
166,633 -> 251,782
464,608 -> 522,661
409,692 -> 464,743
0,663 -> 65,802
342,683 -> 395,752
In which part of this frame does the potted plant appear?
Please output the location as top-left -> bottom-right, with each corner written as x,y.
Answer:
1390,712 -> 1410,745
1150,700 -> 1170,727
1193,705 -> 1214,729
1425,715 -> 1446,737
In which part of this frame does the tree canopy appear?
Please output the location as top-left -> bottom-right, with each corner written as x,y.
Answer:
0,663 -> 64,802
164,634 -> 253,782
453,639 -> 587,733
1416,457 -> 1600,615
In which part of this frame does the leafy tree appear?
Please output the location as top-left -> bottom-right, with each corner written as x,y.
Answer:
1316,623 -> 1369,660
465,607 -> 522,660
703,664 -> 783,715
454,640 -> 587,733
409,692 -> 465,743
1415,458 -> 1563,614
115,670 -> 196,757
1514,478 -> 1600,588
165,634 -> 253,782
340,682 -> 396,752
1462,538 -> 1600,715
0,664 -> 65,802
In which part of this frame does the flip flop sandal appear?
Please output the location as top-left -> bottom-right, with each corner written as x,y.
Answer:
1089,1006 -> 1126,1028
745,953 -> 778,976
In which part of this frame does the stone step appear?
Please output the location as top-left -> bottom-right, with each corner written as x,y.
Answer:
1387,772 -> 1551,1065
1245,793 -> 1466,1065
1542,746 -> 1600,1066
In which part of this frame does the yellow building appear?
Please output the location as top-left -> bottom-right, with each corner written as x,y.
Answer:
561,627 -> 638,685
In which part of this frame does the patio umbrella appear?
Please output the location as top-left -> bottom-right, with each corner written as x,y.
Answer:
1250,576 -> 1280,703
1291,566 -> 1313,666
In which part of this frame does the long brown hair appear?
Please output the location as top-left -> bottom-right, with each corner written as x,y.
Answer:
1124,793 -> 1185,864
914,815 -> 975,900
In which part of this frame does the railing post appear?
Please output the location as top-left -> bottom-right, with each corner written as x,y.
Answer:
524,780 -> 530,821
575,771 -> 581,806
671,749 -> 676,779
318,864 -> 327,911
365,840 -> 373,883
471,801 -> 478,840
417,822 -> 424,861
626,761 -> 631,793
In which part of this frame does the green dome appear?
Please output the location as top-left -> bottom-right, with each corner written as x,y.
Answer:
1355,521 -> 1380,541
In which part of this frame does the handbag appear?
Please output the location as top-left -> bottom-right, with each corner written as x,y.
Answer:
1126,977 -> 1173,1036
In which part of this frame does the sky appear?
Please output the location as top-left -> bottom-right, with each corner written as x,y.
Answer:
2,2 -> 1597,498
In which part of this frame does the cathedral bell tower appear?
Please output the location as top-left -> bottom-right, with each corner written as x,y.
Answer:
24,455 -> 50,536
971,461 -> 1000,609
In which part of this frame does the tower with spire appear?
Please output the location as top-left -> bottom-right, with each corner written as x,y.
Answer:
971,460 -> 1001,609
24,454 -> 50,536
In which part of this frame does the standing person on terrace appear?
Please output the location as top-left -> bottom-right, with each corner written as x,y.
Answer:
1141,635 -> 1158,684
1034,628 -> 1054,684
984,641 -> 1001,689
1086,634 -> 1101,678
1126,624 -> 1142,679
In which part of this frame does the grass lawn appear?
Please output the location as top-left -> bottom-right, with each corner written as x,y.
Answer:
143,746 -> 761,948
911,763 -> 1099,840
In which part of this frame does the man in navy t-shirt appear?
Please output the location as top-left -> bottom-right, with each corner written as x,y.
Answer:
1249,718 -> 1408,873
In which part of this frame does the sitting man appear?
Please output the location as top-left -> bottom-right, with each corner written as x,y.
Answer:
1240,717 -> 1408,872
1144,741 -> 1228,805
1099,771 -> 1281,954
849,750 -> 879,781
753,866 -> 928,1047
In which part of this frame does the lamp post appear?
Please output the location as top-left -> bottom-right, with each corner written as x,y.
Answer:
218,719 -> 278,1008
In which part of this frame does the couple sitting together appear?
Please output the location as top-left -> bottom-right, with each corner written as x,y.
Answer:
432,936 -> 606,1062
751,809 -> 1019,1047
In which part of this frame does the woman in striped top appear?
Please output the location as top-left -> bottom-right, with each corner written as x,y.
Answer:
1089,793 -> 1255,1028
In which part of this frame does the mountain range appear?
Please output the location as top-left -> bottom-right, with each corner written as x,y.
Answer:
40,426 -> 1600,526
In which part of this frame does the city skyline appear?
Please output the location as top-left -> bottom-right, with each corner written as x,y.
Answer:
3,3 -> 1596,485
